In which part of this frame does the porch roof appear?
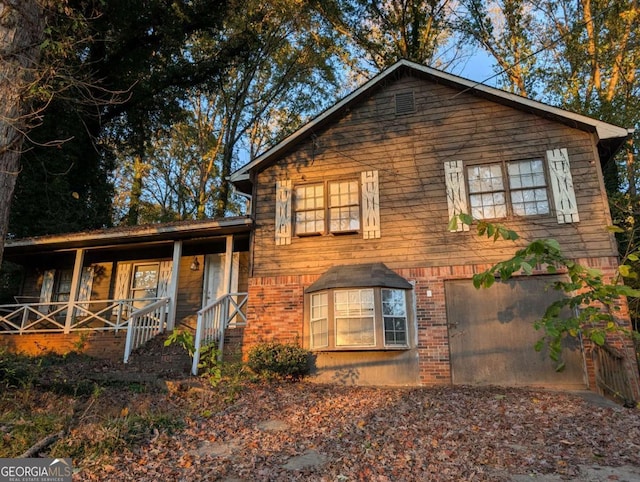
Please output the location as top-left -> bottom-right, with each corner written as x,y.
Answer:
4,216 -> 252,258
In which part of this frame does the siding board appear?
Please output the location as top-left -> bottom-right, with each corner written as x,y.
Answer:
252,75 -> 615,277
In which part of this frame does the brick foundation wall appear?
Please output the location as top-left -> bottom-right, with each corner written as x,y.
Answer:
245,256 -> 640,394
0,331 -> 127,360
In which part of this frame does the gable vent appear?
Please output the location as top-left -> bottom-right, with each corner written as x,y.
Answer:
395,91 -> 415,115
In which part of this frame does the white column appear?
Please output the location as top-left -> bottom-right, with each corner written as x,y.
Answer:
224,235 -> 234,293
64,249 -> 86,334
166,241 -> 182,331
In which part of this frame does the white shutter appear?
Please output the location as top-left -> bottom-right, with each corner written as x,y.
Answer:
275,180 -> 292,245
361,170 -> 381,239
546,148 -> 579,224
114,263 -> 132,300
78,267 -> 94,302
157,260 -> 173,298
444,160 -> 469,232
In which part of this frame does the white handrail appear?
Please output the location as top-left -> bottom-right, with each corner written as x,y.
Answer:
123,298 -> 170,363
191,293 -> 248,375
0,298 -> 161,334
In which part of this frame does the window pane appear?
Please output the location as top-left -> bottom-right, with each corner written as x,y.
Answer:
132,264 -> 159,308
467,164 -> 505,219
295,184 -> 324,235
382,289 -> 407,346
335,289 -> 375,346
329,180 -> 359,233
310,293 -> 328,349
133,264 -> 158,290
336,317 -> 375,346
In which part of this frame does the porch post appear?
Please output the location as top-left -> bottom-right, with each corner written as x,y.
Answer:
166,240 -> 182,331
64,248 -> 85,334
224,235 -> 234,293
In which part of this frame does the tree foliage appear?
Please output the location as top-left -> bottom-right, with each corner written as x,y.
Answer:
322,0 -> 461,71
112,0 -> 347,221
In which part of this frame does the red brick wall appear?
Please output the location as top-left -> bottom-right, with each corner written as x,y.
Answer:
242,256 -> 640,392
0,331 -> 127,360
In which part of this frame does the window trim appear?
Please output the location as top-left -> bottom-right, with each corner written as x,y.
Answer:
465,158 -> 551,220
293,178 -> 361,237
307,286 -> 411,351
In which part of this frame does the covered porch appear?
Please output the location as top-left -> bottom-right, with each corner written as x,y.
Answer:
0,217 -> 252,364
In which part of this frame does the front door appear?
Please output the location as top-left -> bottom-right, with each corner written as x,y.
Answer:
202,253 -> 239,307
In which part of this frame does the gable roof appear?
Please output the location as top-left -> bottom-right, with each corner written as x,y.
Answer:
230,59 -> 632,194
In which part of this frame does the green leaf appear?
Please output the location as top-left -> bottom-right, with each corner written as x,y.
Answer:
447,216 -> 458,231
590,331 -> 606,346
618,264 -> 633,278
627,253 -> 639,262
606,225 -> 625,234
459,213 -> 473,225
521,261 -> 533,275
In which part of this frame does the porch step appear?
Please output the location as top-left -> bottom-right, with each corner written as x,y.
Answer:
123,333 -> 191,376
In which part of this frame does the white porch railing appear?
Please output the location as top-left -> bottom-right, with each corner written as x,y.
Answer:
123,298 -> 170,364
191,293 -> 248,375
0,298 -> 161,334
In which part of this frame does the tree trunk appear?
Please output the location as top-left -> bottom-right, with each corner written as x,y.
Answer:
0,1 -> 44,265
125,154 -> 144,225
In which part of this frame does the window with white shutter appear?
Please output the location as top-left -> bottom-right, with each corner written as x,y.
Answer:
279,170 -> 380,244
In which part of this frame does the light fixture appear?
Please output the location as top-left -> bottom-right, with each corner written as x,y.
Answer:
190,256 -> 200,271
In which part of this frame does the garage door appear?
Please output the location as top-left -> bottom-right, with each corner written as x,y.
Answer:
446,277 -> 586,389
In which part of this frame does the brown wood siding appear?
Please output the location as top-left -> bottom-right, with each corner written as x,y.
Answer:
253,75 -> 616,276
91,262 -> 113,300
175,255 -> 205,331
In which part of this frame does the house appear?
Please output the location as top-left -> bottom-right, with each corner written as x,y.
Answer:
2,60 -> 639,399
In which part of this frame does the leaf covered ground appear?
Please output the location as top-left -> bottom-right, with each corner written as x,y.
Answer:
1,350 -> 639,481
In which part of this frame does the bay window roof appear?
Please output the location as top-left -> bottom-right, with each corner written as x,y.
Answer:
305,263 -> 412,293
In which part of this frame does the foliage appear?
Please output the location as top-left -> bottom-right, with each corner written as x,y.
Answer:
326,0 -> 461,71
453,214 -> 640,369
0,262 -> 23,304
247,342 -> 311,380
164,329 -> 196,357
0,349 -> 35,389
9,98 -> 115,237
111,0 -> 347,223
164,330 -> 222,385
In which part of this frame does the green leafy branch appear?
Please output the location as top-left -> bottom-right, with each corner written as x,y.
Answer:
451,213 -> 640,370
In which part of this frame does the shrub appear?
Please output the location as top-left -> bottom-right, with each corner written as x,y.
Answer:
247,342 -> 311,380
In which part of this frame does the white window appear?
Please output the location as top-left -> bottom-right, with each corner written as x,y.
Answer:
294,184 -> 325,235
508,159 -> 549,216
329,181 -> 360,232
310,292 -> 329,349
382,289 -> 408,346
53,270 -> 73,302
294,179 -> 360,236
309,287 -> 409,350
131,263 -> 160,308
335,289 -> 375,346
467,159 -> 549,220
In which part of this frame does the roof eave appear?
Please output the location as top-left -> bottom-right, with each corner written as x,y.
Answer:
4,217 -> 253,254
